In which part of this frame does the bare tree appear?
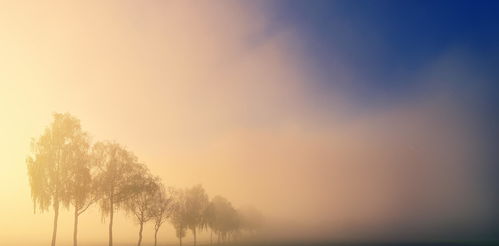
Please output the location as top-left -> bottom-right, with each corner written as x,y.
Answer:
125,170 -> 160,246
184,185 -> 209,246
93,141 -> 144,246
27,113 -> 87,246
151,183 -> 175,246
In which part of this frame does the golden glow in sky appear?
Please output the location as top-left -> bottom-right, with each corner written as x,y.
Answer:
0,1 -> 494,245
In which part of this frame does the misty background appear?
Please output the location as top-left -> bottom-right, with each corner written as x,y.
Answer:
1,0 -> 498,244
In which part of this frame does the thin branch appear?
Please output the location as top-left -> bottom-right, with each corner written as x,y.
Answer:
78,196 -> 98,215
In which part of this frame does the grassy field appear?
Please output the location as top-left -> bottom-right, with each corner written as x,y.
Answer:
67,240 -> 499,246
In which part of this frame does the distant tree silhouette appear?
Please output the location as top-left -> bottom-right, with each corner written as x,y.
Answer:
184,185 -> 209,246
125,170 -> 160,246
171,189 -> 188,246
151,183 -> 175,246
93,141 -> 144,246
207,196 -> 240,243
204,199 -> 216,245
27,113 -> 88,246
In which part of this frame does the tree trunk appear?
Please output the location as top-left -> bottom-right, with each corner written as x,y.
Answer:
137,221 -> 144,246
108,198 -> 114,246
179,236 -> 182,246
210,230 -> 213,246
51,200 -> 59,246
154,227 -> 159,246
73,206 -> 79,246
193,228 -> 197,246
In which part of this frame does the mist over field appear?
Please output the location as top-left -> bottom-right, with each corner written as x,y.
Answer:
1,1 -> 498,246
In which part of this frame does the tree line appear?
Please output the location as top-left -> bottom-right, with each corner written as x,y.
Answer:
26,113 -> 263,246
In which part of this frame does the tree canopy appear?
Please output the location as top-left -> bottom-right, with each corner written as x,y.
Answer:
27,113 -> 263,246
27,113 -> 89,246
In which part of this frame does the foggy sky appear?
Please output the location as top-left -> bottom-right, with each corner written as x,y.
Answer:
0,1 -> 496,244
